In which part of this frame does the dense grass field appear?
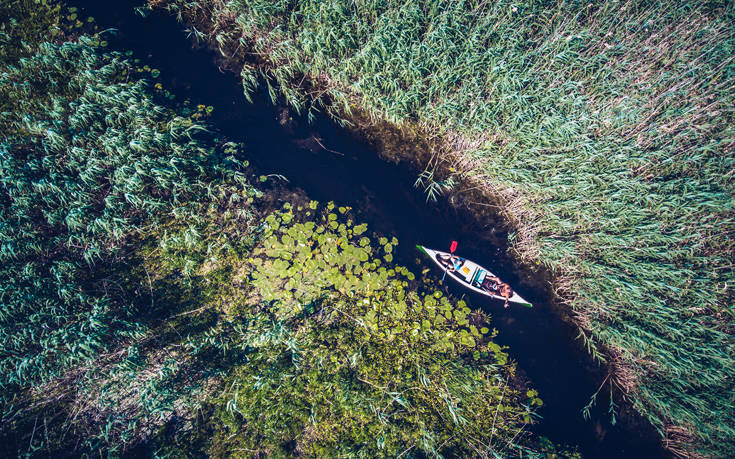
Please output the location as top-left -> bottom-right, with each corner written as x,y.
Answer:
153,0 -> 735,455
0,1 -> 554,455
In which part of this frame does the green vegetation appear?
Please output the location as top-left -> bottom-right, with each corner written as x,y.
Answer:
0,35 -> 254,388
204,203 -> 542,456
0,2 -> 548,456
0,3 -> 255,454
151,0 -> 735,455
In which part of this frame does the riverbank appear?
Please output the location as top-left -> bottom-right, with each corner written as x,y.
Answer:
148,1 -> 735,456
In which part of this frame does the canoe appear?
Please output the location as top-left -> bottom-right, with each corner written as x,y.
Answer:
417,245 -> 532,307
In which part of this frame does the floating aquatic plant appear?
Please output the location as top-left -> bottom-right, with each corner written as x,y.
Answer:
207,202 -> 540,456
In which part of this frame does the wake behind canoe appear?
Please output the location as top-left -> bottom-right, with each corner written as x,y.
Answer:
417,245 -> 532,307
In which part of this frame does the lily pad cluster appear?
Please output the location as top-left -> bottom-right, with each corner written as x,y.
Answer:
247,202 -> 498,353
209,202 -> 539,456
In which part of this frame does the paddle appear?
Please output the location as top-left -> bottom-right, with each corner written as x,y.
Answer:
441,240 -> 458,282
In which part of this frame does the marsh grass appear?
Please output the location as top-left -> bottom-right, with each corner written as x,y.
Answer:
5,196 -> 261,456
151,0 -> 734,455
0,35 -> 256,388
0,8 -> 262,453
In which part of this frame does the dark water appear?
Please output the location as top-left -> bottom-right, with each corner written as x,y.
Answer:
68,1 -> 665,457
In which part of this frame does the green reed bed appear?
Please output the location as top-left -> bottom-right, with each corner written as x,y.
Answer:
0,4 -> 255,453
153,0 -> 734,455
0,35 -> 254,391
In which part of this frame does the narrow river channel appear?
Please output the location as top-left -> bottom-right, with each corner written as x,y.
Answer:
69,1 -> 665,457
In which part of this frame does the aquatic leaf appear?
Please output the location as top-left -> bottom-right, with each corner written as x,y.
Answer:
434,314 -> 446,326
461,335 -> 475,348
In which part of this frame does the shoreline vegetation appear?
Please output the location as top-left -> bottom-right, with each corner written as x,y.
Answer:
0,1 -> 569,456
147,0 -> 735,456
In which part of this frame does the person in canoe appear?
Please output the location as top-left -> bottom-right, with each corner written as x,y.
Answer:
481,274 -> 514,308
499,283 -> 514,308
437,253 -> 464,272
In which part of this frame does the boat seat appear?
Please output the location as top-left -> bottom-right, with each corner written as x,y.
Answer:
473,269 -> 486,287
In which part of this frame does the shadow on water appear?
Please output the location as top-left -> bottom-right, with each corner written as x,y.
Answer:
69,1 -> 665,457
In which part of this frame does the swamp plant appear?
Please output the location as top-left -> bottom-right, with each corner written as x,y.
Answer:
205,202 -> 543,457
0,14 -> 256,454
